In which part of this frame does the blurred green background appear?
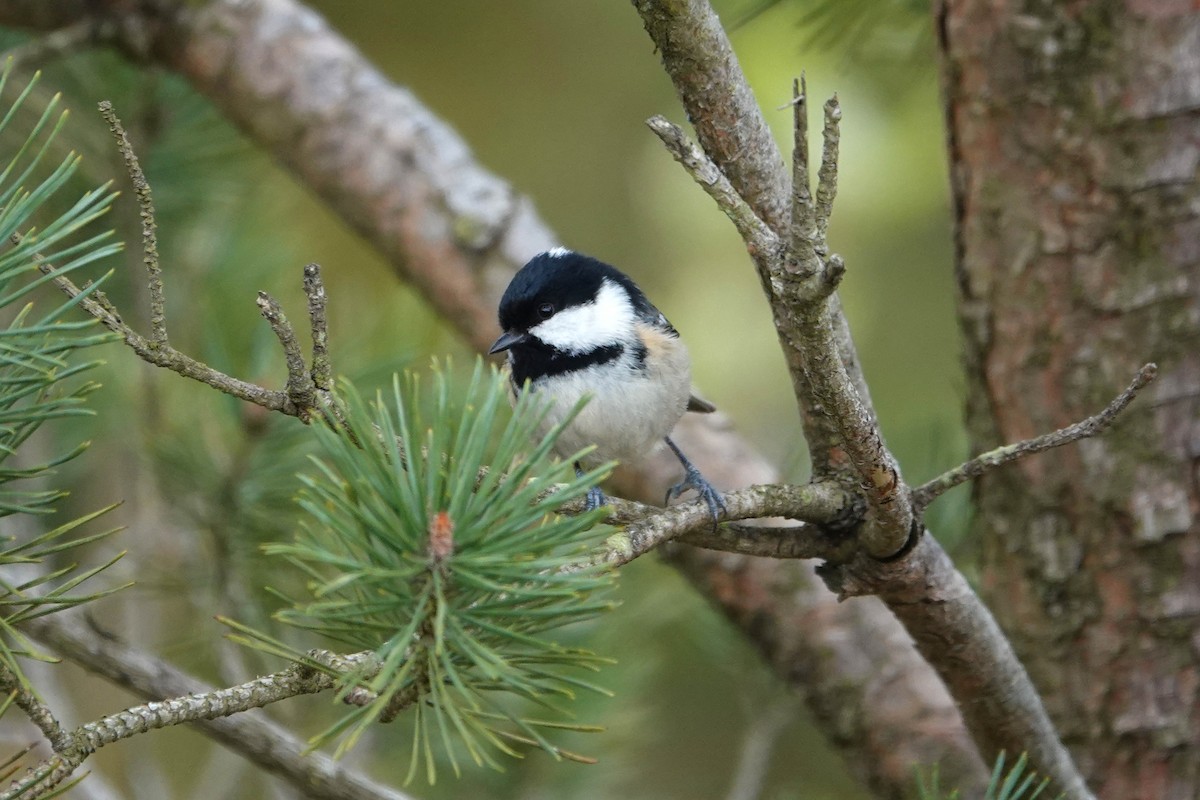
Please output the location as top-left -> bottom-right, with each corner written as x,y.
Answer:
1,1 -> 971,798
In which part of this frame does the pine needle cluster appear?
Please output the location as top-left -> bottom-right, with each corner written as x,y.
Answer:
0,61 -> 124,683
246,361 -> 617,780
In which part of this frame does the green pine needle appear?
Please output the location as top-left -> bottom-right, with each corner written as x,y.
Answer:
0,59 -> 126,687
254,359 -> 616,780
915,752 -> 1060,800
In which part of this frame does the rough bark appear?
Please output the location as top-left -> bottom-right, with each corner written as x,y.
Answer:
938,1 -> 1200,797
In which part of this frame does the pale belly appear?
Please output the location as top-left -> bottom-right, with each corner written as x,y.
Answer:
523,359 -> 690,470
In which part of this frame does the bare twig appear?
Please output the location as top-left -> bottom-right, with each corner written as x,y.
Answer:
635,0 -> 790,232
256,291 -> 316,417
24,100 -> 340,422
27,238 -> 293,413
913,363 -> 1158,510
813,96 -> 841,242
305,263 -> 332,391
17,614 -> 410,800
791,77 -> 814,251
97,101 -> 165,346
645,116 -> 780,260
0,666 -> 68,753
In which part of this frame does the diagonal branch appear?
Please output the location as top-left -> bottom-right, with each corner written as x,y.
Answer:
97,100 -> 165,347
18,613 -> 411,800
645,116 -> 779,260
0,665 -> 68,753
914,363 -> 1158,510
825,533 -> 1099,800
5,661 -> 348,799
29,240 -> 293,413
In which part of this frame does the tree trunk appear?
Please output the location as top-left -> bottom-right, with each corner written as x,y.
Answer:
938,2 -> 1200,797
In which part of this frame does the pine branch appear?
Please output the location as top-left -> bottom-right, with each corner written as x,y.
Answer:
0,664 -> 68,753
13,613 -> 412,800
913,363 -> 1158,510
26,103 -> 340,422
563,481 -> 860,570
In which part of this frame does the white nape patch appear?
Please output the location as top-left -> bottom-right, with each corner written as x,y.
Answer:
546,246 -> 572,258
531,279 -> 633,354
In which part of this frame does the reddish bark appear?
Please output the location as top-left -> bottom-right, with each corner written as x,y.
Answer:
939,1 -> 1200,796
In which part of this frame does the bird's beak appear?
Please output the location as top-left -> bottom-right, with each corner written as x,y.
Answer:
488,330 -> 527,354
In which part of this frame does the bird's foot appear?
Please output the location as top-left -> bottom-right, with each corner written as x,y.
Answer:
584,484 -> 607,513
665,464 -> 727,530
575,462 -> 608,514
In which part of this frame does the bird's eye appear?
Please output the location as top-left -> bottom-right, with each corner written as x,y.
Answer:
537,302 -> 555,320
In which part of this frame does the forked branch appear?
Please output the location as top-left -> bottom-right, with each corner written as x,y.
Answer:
30,101 -> 336,422
783,87 -> 913,558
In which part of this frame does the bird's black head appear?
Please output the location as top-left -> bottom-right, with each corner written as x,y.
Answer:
489,248 -> 645,356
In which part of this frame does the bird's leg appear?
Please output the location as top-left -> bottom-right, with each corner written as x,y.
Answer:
577,461 -> 607,512
663,436 -> 727,528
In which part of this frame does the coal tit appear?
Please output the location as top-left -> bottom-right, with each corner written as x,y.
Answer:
489,248 -> 726,524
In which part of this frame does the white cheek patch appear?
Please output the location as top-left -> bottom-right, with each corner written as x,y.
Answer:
532,279 -> 633,353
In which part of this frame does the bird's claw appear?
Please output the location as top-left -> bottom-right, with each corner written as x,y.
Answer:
584,484 -> 607,513
665,465 -> 727,530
